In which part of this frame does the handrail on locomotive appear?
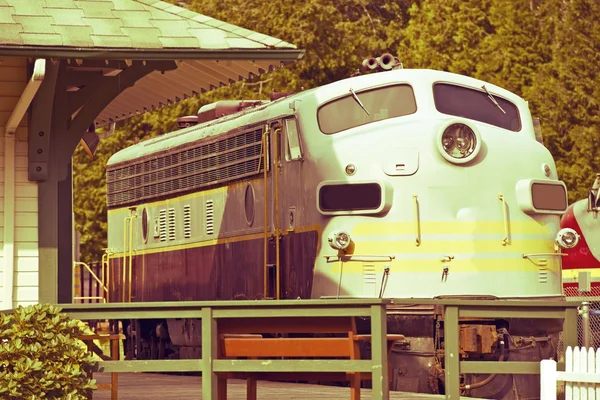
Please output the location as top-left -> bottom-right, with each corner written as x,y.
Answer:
73,261 -> 107,303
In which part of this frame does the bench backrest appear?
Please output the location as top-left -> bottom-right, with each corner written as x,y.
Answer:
217,316 -> 358,336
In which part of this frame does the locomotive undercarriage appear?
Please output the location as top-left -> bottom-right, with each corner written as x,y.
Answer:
117,305 -> 561,400
371,309 -> 561,399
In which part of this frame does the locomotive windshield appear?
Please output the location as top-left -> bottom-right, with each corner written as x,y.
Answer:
433,83 -> 521,131
317,84 -> 417,134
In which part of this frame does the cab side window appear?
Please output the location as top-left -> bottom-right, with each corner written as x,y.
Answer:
284,118 -> 303,161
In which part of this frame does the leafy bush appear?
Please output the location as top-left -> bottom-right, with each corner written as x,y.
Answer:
0,304 -> 97,399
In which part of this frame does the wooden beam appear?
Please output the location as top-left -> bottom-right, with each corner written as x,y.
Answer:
222,337 -> 354,358
30,60 -> 59,304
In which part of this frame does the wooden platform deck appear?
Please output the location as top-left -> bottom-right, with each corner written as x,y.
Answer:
91,373 -> 483,399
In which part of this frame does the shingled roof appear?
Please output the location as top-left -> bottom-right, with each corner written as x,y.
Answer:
0,0 -> 304,126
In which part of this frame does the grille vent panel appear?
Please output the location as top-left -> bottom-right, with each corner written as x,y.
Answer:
206,200 -> 214,235
183,205 -> 191,239
107,128 -> 266,208
158,209 -> 167,242
168,208 -> 176,241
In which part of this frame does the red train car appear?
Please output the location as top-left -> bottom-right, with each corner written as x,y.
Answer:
561,173 -> 600,297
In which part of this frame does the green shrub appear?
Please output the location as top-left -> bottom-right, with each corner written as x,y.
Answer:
0,303 -> 97,399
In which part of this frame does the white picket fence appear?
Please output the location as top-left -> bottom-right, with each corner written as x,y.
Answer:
541,346 -> 600,399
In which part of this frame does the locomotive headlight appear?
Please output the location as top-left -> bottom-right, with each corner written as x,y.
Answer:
328,230 -> 352,251
555,228 -> 580,249
437,122 -> 482,164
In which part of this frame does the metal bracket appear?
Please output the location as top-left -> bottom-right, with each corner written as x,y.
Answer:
324,254 -> 395,263
522,253 -> 566,266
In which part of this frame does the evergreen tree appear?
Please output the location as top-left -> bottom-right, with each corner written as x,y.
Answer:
398,0 -> 492,75
475,0 -> 546,95
526,0 -> 600,201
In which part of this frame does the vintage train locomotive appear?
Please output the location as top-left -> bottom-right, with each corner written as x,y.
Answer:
102,54 -> 574,398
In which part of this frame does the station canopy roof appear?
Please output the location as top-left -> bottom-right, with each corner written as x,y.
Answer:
0,0 -> 304,127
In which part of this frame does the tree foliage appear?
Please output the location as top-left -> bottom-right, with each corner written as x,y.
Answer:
73,0 -> 600,262
526,0 -> 600,201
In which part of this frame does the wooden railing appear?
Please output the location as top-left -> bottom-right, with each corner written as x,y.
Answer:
61,299 -> 392,400
58,298 -> 582,400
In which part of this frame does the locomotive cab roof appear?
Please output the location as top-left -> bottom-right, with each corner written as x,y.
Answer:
107,68 -> 526,167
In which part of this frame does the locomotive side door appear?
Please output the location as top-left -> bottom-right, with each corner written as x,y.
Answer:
263,116 -> 306,300
276,116 -> 308,299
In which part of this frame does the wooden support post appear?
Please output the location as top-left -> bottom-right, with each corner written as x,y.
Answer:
110,335 -> 119,400
563,306 -> 579,350
370,304 -> 389,400
444,306 -> 460,400
79,334 -> 123,400
202,307 -> 218,400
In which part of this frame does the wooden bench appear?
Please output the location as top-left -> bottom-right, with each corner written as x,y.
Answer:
79,333 -> 125,400
216,316 -> 405,400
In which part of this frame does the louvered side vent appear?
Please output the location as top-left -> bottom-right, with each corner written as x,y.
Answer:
363,264 -> 377,297
158,209 -> 167,242
536,258 -> 549,283
183,205 -> 191,239
106,127 -> 266,208
206,200 -> 214,235
168,208 -> 176,241
363,264 -> 377,284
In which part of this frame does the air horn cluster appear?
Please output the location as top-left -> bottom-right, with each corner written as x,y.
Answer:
361,53 -> 403,72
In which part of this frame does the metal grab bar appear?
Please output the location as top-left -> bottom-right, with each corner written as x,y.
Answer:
122,217 -> 131,302
73,296 -> 106,303
522,253 -> 566,267
273,127 -> 282,300
261,124 -> 269,299
101,249 -> 113,302
413,194 -> 421,246
73,261 -> 108,300
127,213 -> 136,302
324,255 -> 396,262
498,194 -> 509,246
122,213 -> 136,303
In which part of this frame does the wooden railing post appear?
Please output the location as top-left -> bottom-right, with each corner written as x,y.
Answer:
202,307 -> 218,400
564,306 -> 579,350
444,305 -> 460,400
370,304 -> 389,400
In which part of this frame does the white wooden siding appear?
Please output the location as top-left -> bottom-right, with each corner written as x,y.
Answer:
0,56 -> 39,308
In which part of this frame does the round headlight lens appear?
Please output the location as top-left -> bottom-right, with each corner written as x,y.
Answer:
556,228 -> 580,249
436,121 -> 482,165
328,230 -> 352,251
442,124 -> 477,159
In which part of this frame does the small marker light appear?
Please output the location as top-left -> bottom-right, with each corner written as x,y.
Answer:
556,228 -> 580,249
328,230 -> 352,251
345,164 -> 356,176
